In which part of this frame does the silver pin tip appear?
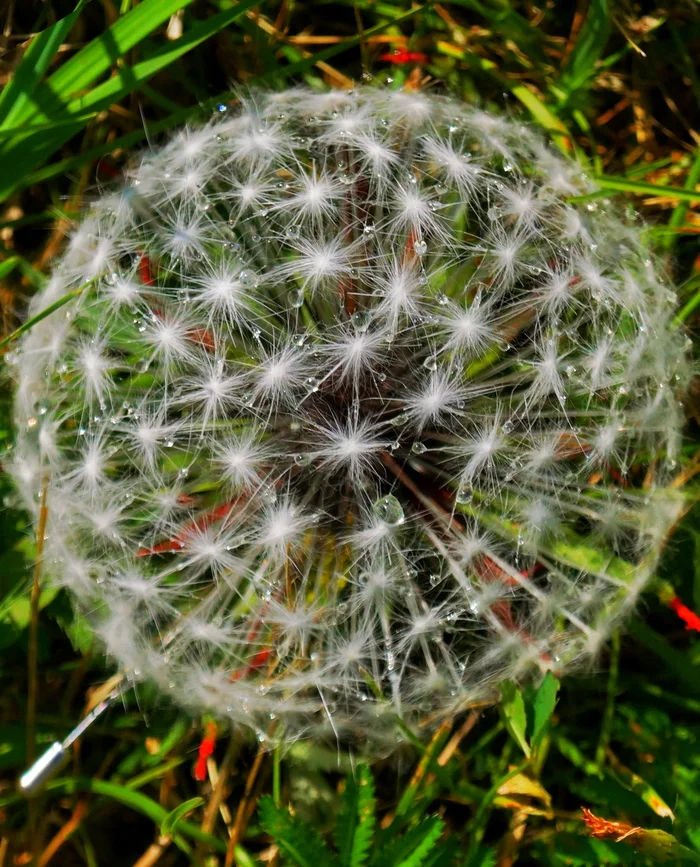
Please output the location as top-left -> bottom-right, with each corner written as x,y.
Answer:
19,742 -> 67,795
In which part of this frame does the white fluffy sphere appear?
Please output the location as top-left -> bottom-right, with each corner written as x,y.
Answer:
10,87 -> 685,746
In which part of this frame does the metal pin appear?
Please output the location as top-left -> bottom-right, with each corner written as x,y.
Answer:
19,687 -> 122,795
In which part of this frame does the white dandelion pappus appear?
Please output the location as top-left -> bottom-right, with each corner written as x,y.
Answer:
10,87 -> 686,749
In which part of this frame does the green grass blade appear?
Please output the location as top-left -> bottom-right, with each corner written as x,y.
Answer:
160,796 -> 204,839
556,0 -> 611,102
63,0 -> 260,118
0,0 -> 92,127
11,0 -> 196,129
673,275 -> 700,326
435,43 -> 572,152
0,778 -> 226,853
664,150 -> 700,251
0,278 -> 98,351
592,174 -> 700,202
0,1 -> 258,201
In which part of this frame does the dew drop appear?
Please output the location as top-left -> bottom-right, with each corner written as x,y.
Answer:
502,419 -> 514,434
413,239 -> 428,256
456,487 -> 473,505
350,310 -> 372,332
389,411 -> 409,427
239,269 -> 259,288
289,287 -> 305,308
423,354 -> 439,371
372,495 -> 405,526
411,441 -> 427,455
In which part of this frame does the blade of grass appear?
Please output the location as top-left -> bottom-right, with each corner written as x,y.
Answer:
256,5 -> 425,84
556,0 -> 611,104
63,0 -> 260,118
0,277 -> 98,351
672,275 -> 700,326
0,0 -> 92,127
435,42 -> 573,152
0,1 -> 260,200
626,618 -> 700,692
17,6 -> 424,195
5,0 -> 196,130
591,174 -> 700,202
2,778 -> 226,853
664,150 -> 700,251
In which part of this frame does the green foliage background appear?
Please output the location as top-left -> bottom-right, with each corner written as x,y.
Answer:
0,1 -> 699,864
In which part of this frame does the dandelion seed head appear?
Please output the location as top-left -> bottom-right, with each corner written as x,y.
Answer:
11,87 -> 686,748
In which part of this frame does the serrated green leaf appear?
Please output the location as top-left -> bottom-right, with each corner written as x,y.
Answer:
335,772 -> 361,866
500,681 -> 531,757
334,764 -> 376,867
259,796 -> 337,867
531,672 -> 560,749
160,796 -> 204,839
387,817 -> 446,867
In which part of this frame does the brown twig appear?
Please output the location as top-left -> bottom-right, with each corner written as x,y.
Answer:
201,736 -> 240,834
496,810 -> 529,867
225,747 -> 266,867
38,801 -> 88,867
27,476 -> 49,765
131,839 -> 169,867
437,711 -> 480,767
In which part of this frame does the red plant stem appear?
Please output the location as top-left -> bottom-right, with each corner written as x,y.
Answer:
194,721 -> 217,781
379,49 -> 429,64
136,498 -> 244,557
668,596 -> 700,632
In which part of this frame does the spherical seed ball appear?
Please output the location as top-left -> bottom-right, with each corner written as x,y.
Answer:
10,87 -> 686,746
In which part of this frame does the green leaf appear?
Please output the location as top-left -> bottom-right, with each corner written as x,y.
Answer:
62,0 -> 260,120
335,764 -> 376,867
371,817 -> 445,867
0,778 -> 226,853
0,1 -> 258,201
531,672 -> 560,749
0,0 -> 92,128
627,618 -> 700,693
0,278 -> 97,351
161,797 -> 204,839
557,0 -> 611,100
500,681 -> 531,757
590,175 -> 700,203
9,0 -> 196,129
258,796 -> 337,867
0,257 -> 19,280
